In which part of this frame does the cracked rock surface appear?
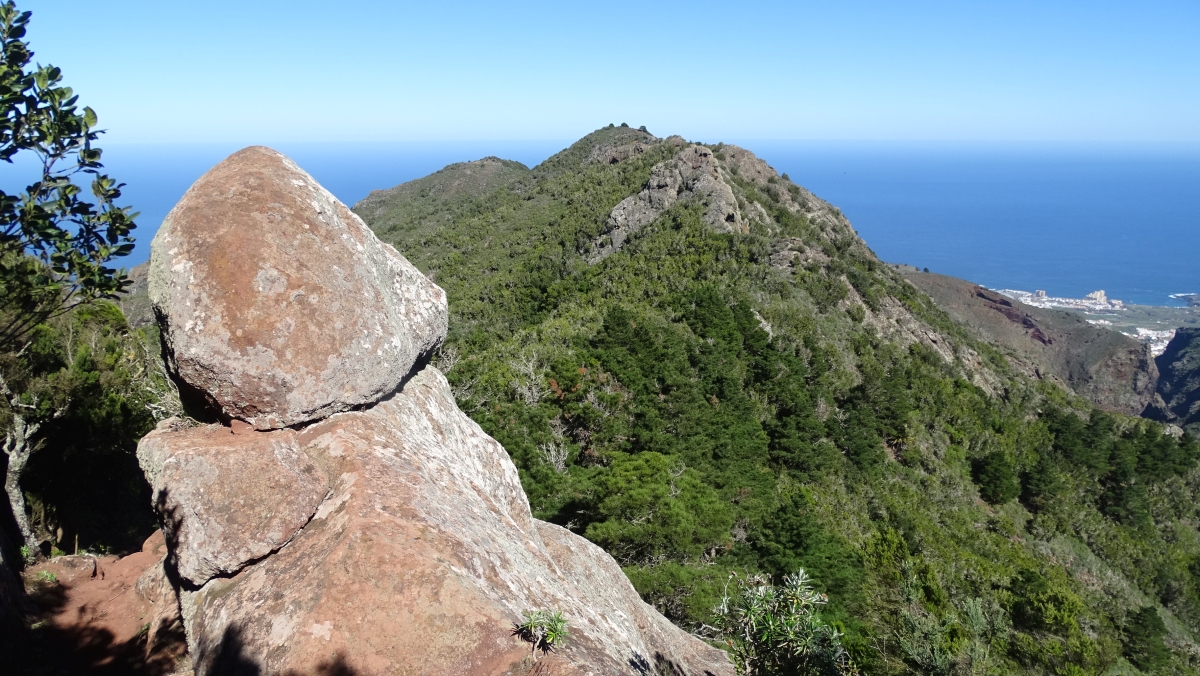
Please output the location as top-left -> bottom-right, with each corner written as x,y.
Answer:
141,148 -> 733,676
138,419 -> 330,586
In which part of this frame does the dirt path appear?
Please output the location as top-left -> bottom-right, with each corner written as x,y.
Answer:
16,531 -> 190,675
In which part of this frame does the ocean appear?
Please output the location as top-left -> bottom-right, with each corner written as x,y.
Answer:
15,139 -> 1198,308
745,141 -> 1200,308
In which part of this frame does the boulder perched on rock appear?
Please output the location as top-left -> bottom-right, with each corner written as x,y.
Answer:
149,146 -> 447,430
141,368 -> 730,675
140,148 -> 734,676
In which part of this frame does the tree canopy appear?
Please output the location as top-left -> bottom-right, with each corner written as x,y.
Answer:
0,0 -> 136,350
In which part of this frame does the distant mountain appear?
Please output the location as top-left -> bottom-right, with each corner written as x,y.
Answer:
119,261 -> 154,329
353,125 -> 1200,674
355,156 -> 531,250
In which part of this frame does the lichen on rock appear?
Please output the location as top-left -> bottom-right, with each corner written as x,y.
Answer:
148,146 -> 448,430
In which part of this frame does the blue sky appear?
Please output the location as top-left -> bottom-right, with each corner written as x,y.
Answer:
18,0 -> 1200,143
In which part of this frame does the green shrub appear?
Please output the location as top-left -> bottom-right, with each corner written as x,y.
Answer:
514,610 -> 569,658
712,570 -> 859,676
1123,606 -> 1169,672
974,451 -> 1019,505
1010,569 -> 1083,632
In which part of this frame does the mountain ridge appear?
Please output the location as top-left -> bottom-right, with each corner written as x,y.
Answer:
352,126 -> 1200,674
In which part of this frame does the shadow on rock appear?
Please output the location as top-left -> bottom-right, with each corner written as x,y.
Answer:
629,651 -> 719,676
200,623 -> 361,676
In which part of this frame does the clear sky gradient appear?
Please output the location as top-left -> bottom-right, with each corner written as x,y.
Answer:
17,0 -> 1200,144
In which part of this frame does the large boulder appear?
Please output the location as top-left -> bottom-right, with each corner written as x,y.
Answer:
140,367 -> 732,676
148,146 -> 447,430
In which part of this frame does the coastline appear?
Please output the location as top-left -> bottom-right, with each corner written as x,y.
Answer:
994,287 -> 1200,356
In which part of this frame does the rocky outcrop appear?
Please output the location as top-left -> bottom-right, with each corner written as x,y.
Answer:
141,148 -> 733,676
717,144 -> 856,241
588,140 -> 866,264
591,145 -> 745,262
149,146 -> 448,430
138,420 -> 330,586
584,139 -> 650,166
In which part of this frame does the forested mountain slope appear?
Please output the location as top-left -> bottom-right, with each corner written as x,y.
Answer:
354,125 -> 1200,675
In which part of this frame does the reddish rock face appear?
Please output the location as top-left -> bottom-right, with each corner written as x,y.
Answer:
138,420 -> 329,586
141,368 -> 733,676
148,146 -> 447,430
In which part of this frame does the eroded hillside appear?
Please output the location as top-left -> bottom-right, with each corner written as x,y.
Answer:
899,268 -> 1161,417
1157,328 -> 1200,435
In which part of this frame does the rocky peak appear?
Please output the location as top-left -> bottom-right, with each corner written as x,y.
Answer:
140,148 -> 733,676
588,140 -> 862,264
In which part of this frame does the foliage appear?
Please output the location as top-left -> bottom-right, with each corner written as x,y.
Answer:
3,302 -> 164,556
974,451 -> 1019,505
1123,606 -> 1169,672
1010,569 -> 1084,632
514,609 -> 569,657
0,1 -> 149,576
712,570 -> 858,676
0,1 -> 136,350
1034,407 -> 1199,528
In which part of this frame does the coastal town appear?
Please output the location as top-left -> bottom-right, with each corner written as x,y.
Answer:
997,287 -> 1125,312
996,288 -> 1179,356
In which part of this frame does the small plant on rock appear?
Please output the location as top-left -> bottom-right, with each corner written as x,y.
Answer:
514,609 -> 569,659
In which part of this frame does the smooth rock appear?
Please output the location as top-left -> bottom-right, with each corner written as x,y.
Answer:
148,146 -> 447,429
148,366 -> 732,676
